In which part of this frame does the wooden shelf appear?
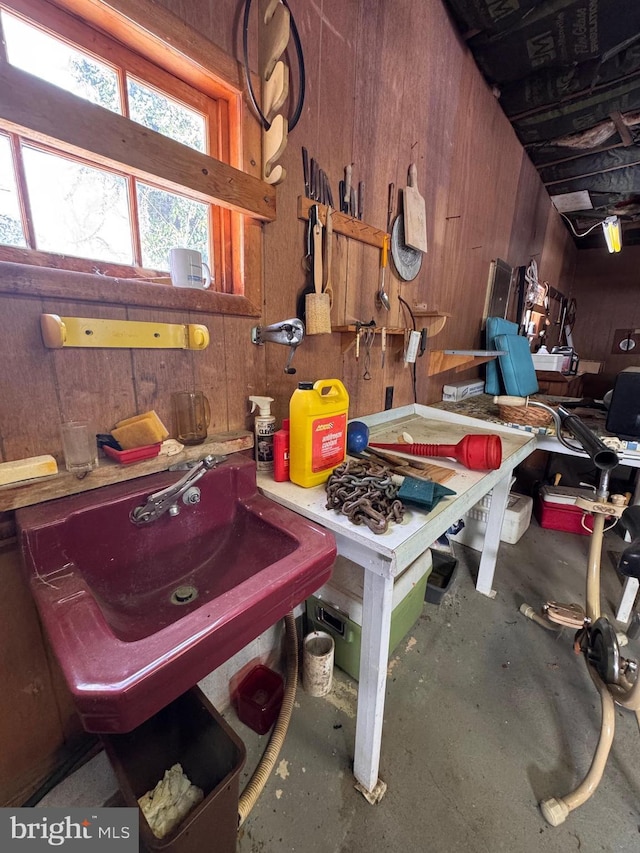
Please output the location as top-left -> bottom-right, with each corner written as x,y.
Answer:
411,310 -> 450,337
427,350 -> 499,376
298,197 -> 387,249
0,431 -> 253,512
333,325 -> 406,354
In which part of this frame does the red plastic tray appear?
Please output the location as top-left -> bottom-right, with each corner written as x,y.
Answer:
103,443 -> 161,465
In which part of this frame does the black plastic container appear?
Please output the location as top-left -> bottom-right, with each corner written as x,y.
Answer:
102,687 -> 245,853
425,549 -> 459,604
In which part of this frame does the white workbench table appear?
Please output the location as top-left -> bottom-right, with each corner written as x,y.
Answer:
433,395 -> 640,622
258,404 -> 535,801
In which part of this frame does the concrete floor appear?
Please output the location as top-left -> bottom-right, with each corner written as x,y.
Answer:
41,519 -> 640,852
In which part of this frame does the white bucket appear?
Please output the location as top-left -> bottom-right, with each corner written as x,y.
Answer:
302,631 -> 334,696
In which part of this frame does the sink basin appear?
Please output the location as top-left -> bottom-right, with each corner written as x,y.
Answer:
17,456 -> 336,733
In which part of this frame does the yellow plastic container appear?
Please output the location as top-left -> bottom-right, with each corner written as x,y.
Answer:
289,379 -> 349,488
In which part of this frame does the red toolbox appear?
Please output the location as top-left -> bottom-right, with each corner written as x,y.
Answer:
534,485 -> 595,536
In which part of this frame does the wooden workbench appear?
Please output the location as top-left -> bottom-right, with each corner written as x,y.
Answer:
258,404 -> 535,802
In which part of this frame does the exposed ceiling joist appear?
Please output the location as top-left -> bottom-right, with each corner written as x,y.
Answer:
442,0 -> 640,247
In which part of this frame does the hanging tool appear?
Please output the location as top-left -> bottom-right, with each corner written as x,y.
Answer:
325,174 -> 334,209
403,162 -> 428,252
386,182 -> 395,232
323,205 -> 334,307
344,164 -> 352,215
381,327 -> 387,369
305,205 -> 331,334
310,158 -> 318,200
296,203 -> 316,321
362,326 -> 375,380
302,147 -> 310,197
376,234 -> 391,311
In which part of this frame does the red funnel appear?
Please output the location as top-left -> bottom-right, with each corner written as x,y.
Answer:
370,433 -> 502,471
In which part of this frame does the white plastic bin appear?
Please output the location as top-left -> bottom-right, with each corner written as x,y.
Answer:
449,492 -> 533,551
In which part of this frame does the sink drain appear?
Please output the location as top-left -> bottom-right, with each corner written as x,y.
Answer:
170,585 -> 198,606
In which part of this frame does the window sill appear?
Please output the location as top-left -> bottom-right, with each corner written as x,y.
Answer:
0,261 -> 261,317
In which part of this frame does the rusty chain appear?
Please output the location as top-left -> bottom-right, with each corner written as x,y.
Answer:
325,459 -> 404,534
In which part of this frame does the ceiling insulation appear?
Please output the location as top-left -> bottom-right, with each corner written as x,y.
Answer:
442,0 -> 640,248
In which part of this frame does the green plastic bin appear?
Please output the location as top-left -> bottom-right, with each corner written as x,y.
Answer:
306,552 -> 431,681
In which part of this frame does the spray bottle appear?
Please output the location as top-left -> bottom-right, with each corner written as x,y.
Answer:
249,396 -> 275,472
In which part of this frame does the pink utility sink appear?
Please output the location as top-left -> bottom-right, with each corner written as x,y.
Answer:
17,456 -> 336,733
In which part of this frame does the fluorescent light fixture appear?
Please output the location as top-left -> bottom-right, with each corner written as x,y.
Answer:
602,216 -> 622,253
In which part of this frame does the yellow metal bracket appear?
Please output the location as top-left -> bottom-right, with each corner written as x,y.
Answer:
40,314 -> 210,350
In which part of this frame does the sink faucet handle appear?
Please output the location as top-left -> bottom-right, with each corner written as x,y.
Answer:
130,454 -> 226,525
284,345 -> 297,374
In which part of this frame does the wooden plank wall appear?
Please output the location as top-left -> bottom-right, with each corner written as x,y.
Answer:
245,0 -> 577,421
0,0 -> 576,460
570,246 -> 640,394
0,0 -> 579,804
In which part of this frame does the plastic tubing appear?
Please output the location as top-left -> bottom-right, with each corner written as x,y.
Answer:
238,611 -> 298,826
519,602 -> 561,631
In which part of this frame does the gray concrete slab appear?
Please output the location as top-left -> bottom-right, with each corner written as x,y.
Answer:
37,519 -> 640,852
236,523 -> 640,853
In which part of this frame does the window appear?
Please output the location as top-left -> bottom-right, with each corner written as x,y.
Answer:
0,0 -> 274,314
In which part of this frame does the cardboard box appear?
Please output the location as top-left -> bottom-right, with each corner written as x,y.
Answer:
579,360 -> 602,374
442,379 -> 485,402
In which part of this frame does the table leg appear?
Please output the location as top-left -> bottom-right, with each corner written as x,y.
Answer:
615,577 -> 639,624
476,469 -> 512,597
353,564 -> 394,803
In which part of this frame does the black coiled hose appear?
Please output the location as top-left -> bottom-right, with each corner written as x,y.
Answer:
242,0 -> 305,132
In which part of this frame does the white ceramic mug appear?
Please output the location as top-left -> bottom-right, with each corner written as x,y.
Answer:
169,248 -> 211,289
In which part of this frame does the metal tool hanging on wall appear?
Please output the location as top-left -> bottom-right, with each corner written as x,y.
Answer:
251,318 -> 305,374
241,0 -> 306,185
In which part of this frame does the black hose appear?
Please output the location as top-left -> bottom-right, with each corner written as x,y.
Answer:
557,406 -> 619,471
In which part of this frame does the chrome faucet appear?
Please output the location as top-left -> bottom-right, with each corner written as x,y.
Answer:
251,318 -> 305,374
130,455 -> 225,525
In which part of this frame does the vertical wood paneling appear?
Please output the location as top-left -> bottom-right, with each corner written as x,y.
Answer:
0,541 -> 69,806
44,300 -> 134,433
508,153 -> 549,267
125,305 -> 196,433
571,247 -> 640,387
0,0 -> 591,804
0,296 -> 61,461
0,0 -> 576,444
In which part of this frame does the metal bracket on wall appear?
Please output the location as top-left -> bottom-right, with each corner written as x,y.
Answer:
40,314 -> 210,350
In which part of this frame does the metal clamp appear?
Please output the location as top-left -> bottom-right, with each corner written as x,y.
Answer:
251,317 -> 305,374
